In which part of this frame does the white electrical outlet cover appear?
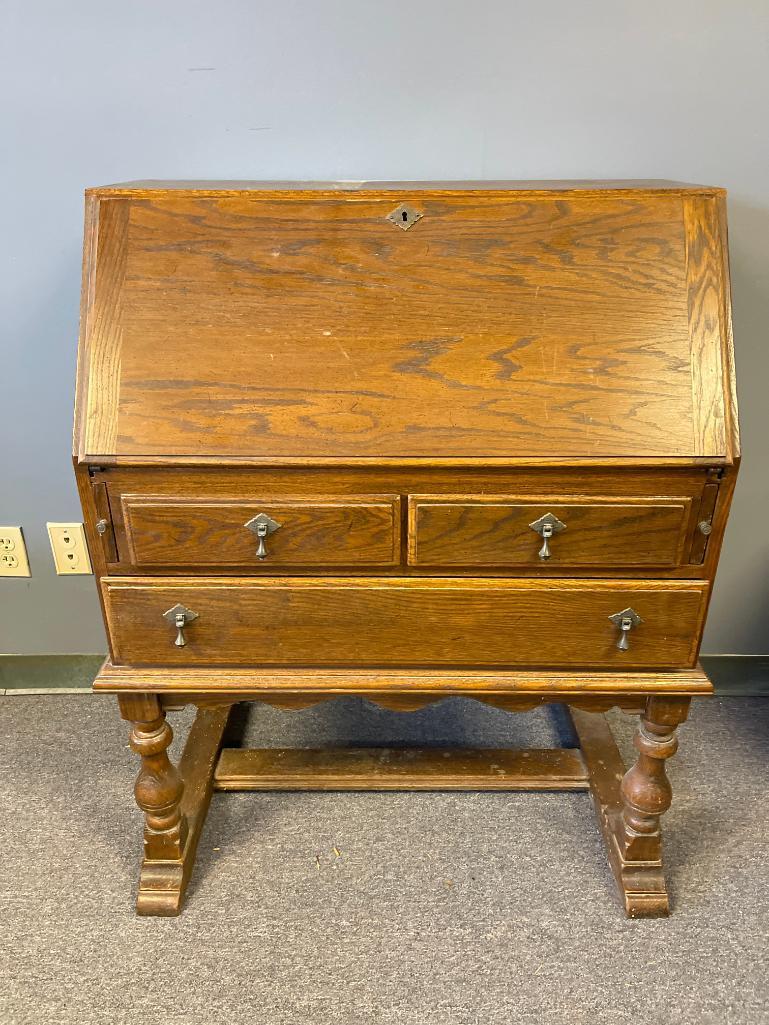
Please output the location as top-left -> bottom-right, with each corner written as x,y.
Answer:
46,522 -> 93,575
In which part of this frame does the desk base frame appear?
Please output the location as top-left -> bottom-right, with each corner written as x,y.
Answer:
106,664 -> 709,919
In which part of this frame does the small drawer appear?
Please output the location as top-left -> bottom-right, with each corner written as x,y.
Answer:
121,495 -> 401,568
102,576 -> 708,669
408,495 -> 694,568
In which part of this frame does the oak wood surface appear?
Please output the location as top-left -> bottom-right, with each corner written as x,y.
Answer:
121,493 -> 401,567
78,198 -> 127,456
72,181 -> 738,919
95,465 -> 722,579
685,196 -> 728,458
124,702 -> 231,916
716,194 -> 740,459
111,694 -> 691,916
101,576 -> 709,669
93,661 -> 713,696
242,692 -> 649,714
89,180 -> 724,197
409,494 -> 692,568
568,703 -> 678,917
74,184 -> 736,463
98,466 -> 717,495
213,746 -> 590,791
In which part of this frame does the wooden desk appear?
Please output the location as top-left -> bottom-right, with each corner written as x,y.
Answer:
73,180 -> 739,916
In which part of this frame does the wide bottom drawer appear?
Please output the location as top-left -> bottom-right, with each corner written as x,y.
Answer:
102,577 -> 708,669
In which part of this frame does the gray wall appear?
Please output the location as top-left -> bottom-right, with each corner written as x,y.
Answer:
2,0 -> 768,654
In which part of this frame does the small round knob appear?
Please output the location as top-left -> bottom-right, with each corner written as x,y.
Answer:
698,520 -> 712,537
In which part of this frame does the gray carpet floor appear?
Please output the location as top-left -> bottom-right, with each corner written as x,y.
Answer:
0,693 -> 767,1025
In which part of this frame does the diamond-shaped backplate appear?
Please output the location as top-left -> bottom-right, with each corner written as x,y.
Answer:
162,602 -> 198,625
528,512 -> 567,537
386,204 -> 423,231
244,513 -> 281,536
608,607 -> 642,628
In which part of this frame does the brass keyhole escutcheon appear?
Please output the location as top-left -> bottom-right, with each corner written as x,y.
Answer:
386,204 -> 423,231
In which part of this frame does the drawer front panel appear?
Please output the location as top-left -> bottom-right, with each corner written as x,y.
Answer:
102,577 -> 708,669
409,496 -> 693,568
121,495 -> 401,567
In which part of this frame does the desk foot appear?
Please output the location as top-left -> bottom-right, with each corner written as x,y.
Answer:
119,695 -> 232,917
568,696 -> 690,918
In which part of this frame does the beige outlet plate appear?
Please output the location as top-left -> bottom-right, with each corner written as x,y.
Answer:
46,522 -> 93,575
0,526 -> 31,576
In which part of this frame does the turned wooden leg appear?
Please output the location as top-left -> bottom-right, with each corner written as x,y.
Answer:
123,695 -> 188,862
117,694 -> 232,917
618,696 -> 690,865
608,695 -> 691,917
569,696 -> 691,918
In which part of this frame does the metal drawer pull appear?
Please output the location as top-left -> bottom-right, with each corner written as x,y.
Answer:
608,607 -> 642,651
528,512 -> 566,560
163,603 -> 198,647
244,513 -> 281,560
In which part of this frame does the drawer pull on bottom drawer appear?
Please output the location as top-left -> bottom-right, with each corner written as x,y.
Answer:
608,607 -> 642,651
163,603 -> 199,647
244,513 -> 282,560
528,512 -> 567,561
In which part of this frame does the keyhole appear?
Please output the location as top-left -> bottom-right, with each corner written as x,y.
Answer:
387,204 -> 421,230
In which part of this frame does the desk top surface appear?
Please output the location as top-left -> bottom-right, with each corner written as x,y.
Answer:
89,179 -> 723,195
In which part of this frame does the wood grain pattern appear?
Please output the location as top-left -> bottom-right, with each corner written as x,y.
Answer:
241,691 -> 647,714
213,746 -> 590,791
93,661 -> 714,696
72,181 -> 737,919
96,465 -> 720,579
685,196 -> 728,457
101,576 -> 709,669
74,462 -> 121,663
123,702 -> 231,916
568,701 -> 690,917
100,465 -> 714,498
91,480 -> 118,563
190,693 -> 647,715
620,696 -> 690,850
79,199 -> 128,457
716,193 -> 740,461
117,193 -> 692,459
408,495 -> 692,567
689,483 -> 719,564
121,493 -> 400,567
73,187 -> 735,462
89,180 -> 725,197
118,694 -> 187,874
73,194 -> 100,459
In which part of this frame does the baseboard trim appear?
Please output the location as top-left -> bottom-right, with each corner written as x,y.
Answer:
0,654 -> 106,695
1,653 -> 768,697
699,655 -> 769,696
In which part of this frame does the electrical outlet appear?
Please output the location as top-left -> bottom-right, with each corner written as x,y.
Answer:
46,522 -> 93,575
0,527 -> 31,577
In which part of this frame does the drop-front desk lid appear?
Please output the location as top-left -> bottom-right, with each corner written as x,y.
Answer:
74,180 -> 738,465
